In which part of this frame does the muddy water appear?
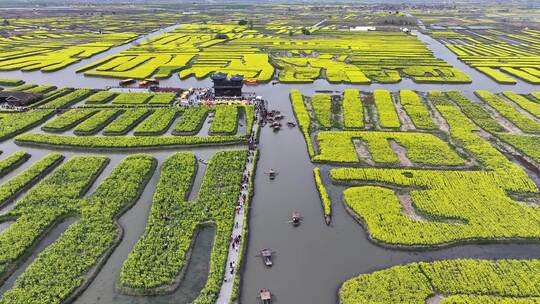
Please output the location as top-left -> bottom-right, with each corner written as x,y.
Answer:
0,26 -> 539,304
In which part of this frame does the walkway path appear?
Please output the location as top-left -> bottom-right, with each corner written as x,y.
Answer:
216,101 -> 263,304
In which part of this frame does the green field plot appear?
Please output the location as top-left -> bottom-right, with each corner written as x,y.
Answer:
291,90 -> 454,164
102,109 -> 152,135
73,109 -> 122,135
118,150 -> 246,301
42,109 -> 99,132
475,90 -> 540,133
173,107 -> 210,135
0,156 -> 109,280
342,89 -> 364,129
497,134 -> 540,164
398,90 -> 437,130
8,92 -> 251,150
310,94 -> 333,128
502,91 -> 540,119
82,91 -> 177,106
373,90 -> 401,129
0,79 -> 24,87
315,131 -> 464,166
340,259 -> 540,304
0,154 -> 155,303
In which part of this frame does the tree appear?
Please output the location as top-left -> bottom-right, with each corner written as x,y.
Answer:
215,33 -> 228,39
238,19 -> 248,25
2,19 -> 9,26
301,27 -> 311,35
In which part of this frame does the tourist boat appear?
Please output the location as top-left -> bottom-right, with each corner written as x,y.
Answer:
259,288 -> 272,303
290,211 -> 302,226
266,169 -> 277,180
259,249 -> 273,267
270,122 -> 281,131
119,78 -> 135,86
145,78 -> 159,85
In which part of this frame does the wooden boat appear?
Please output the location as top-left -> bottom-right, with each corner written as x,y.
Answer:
145,78 -> 159,84
266,169 -> 277,180
287,121 -> 296,127
138,80 -> 149,87
119,78 -> 135,86
260,249 -> 273,267
245,79 -> 258,86
290,211 -> 302,226
259,288 -> 272,303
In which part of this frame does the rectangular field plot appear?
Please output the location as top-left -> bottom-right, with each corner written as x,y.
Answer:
340,259 -> 540,304
315,131 -> 465,166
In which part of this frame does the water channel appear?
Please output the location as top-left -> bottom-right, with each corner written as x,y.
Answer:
0,24 -> 539,304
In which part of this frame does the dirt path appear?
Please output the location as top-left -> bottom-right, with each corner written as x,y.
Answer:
397,193 -> 426,221
389,140 -> 413,167
426,294 -> 444,304
393,95 -> 415,131
353,139 -> 375,165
